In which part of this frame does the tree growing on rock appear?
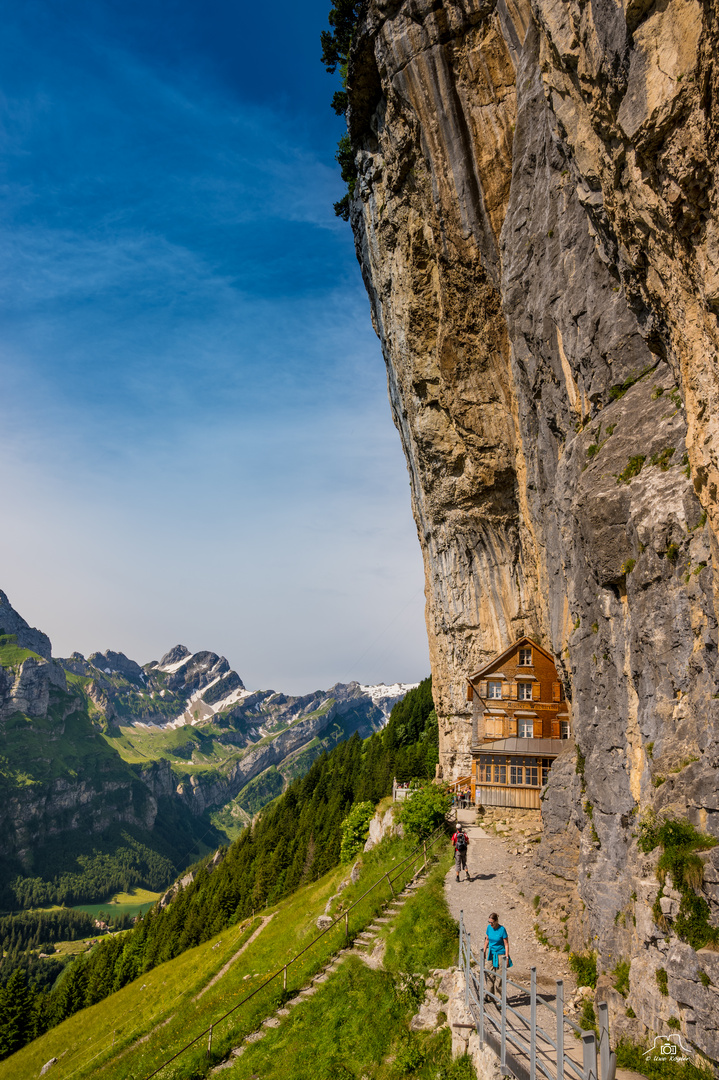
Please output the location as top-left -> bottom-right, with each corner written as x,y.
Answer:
340,801 -> 375,863
397,784 -> 451,842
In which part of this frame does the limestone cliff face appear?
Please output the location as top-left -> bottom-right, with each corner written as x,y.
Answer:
346,0 -> 719,1058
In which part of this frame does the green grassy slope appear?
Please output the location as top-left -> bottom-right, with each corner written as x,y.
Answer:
0,634 -> 43,668
1,834 -> 456,1080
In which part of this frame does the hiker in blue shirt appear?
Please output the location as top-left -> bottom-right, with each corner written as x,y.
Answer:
483,912 -> 511,1000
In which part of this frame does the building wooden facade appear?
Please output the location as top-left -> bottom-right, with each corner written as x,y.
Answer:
466,637 -> 572,808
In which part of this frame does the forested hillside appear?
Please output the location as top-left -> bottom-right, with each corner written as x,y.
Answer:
0,678 -> 437,1060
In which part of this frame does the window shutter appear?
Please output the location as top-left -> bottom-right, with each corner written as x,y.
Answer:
510,682 -> 518,699
533,718 -> 543,738
502,682 -> 511,699
467,683 -> 474,702
552,681 -> 561,702
532,682 -> 541,700
508,717 -> 517,736
551,718 -> 560,739
479,681 -> 488,697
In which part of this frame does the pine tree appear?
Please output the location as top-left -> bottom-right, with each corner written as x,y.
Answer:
0,967 -> 35,1059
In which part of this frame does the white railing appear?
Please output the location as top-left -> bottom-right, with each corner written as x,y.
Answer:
458,913 -> 616,1080
447,775 -> 472,794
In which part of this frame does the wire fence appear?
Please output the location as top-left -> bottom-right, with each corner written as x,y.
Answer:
141,824 -> 449,1079
459,913 -> 616,1080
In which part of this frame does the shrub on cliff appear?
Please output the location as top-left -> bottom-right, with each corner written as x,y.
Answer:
638,811 -> 718,949
397,783 -> 451,842
569,950 -> 597,989
340,801 -> 374,862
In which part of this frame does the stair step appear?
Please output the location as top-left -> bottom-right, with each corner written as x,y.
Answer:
300,986 -> 318,996
287,995 -> 304,1007
263,1017 -> 281,1028
373,917 -> 392,923
313,974 -> 329,983
245,1031 -> 265,1043
276,1008 -> 290,1016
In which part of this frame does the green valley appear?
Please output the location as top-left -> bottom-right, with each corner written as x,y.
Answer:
0,832 -> 468,1080
0,590 -> 419,919
0,675 -> 441,1066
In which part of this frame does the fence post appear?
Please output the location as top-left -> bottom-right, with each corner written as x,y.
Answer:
465,932 -> 471,1008
501,955 -> 507,1071
597,1001 -> 615,1080
582,1032 -> 598,1080
345,911 -> 349,943
479,947 -> 485,1047
385,872 -> 395,897
283,965 -> 287,991
530,966 -> 537,1080
459,911 -> 464,968
423,841 -> 427,870
207,1024 -> 213,1057
556,980 -> 564,1080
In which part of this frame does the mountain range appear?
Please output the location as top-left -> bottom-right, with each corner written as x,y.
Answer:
0,589 -> 416,909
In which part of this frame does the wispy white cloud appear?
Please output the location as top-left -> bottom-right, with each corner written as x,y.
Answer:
0,3 -> 430,692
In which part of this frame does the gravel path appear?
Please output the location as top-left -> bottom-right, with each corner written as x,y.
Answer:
444,810 -> 577,994
444,811 -> 588,1078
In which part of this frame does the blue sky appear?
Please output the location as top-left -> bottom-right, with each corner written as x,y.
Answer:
0,0 -> 429,692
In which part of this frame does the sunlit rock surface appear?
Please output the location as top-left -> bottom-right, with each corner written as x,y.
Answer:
346,0 -> 719,1056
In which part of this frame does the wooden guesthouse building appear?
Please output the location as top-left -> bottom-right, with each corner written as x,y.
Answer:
466,637 -> 572,809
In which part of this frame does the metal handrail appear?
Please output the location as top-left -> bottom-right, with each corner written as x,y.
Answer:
140,824 -> 449,1078
459,914 -> 615,1080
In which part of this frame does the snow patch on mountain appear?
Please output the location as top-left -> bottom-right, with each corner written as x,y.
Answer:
359,682 -> 420,721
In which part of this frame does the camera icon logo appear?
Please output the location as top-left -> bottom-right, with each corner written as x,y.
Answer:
643,1033 -> 692,1061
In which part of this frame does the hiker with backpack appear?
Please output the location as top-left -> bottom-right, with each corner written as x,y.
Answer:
483,912 -> 511,1001
452,826 -> 469,881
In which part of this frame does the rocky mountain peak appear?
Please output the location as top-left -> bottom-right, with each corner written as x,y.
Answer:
158,645 -> 191,668
87,649 -> 145,683
0,590 -> 52,661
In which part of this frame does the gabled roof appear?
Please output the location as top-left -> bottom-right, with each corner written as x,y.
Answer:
467,636 -> 557,682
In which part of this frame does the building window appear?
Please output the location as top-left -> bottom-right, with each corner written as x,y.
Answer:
517,682 -> 533,700
542,762 -> 550,786
487,681 -> 502,699
518,720 -> 533,738
493,764 -> 506,784
526,766 -> 538,786
560,721 -> 571,739
519,648 -> 532,665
